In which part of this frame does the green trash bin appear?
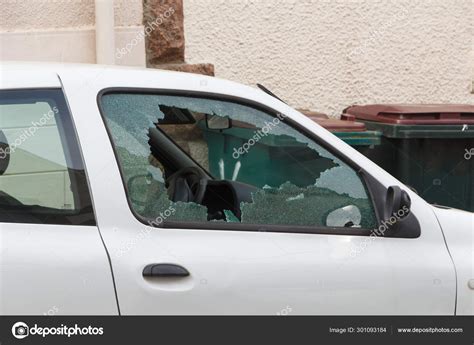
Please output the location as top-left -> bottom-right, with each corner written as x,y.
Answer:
200,112 -> 381,189
201,124 -> 336,188
342,104 -> 474,212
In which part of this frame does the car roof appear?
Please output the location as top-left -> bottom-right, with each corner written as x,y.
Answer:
0,61 -> 247,94
2,62 -> 301,122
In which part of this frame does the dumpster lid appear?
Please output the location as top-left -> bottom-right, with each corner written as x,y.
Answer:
299,109 -> 367,132
342,104 -> 474,125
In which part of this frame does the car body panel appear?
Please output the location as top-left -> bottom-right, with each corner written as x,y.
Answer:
432,206 -> 474,315
0,62 -> 467,314
0,68 -> 118,315
57,63 -> 455,314
0,67 -> 60,89
0,223 -> 118,315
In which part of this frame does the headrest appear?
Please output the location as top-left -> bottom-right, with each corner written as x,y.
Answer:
0,130 -> 10,175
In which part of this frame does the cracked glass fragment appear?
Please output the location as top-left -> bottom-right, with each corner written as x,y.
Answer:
143,192 -> 208,225
224,209 -> 240,222
315,165 -> 367,199
241,182 -> 376,228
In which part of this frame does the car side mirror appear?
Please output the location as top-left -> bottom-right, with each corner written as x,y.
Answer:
206,114 -> 231,130
384,185 -> 411,221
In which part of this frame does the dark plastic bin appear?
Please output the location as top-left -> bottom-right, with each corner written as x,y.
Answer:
342,104 -> 474,212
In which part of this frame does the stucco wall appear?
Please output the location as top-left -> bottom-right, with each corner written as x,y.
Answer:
184,0 -> 474,117
1,0 -> 142,29
0,0 -> 146,66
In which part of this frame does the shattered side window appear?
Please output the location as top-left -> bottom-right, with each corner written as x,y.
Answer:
100,92 -> 377,230
101,94 -> 209,223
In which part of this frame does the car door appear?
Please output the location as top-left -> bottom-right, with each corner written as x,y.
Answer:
59,67 -> 456,315
0,72 -> 117,315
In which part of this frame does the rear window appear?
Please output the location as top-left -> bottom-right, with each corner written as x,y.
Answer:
0,89 -> 95,225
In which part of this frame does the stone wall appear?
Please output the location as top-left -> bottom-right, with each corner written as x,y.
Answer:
144,0 -> 214,76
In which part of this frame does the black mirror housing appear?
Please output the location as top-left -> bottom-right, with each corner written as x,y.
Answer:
384,186 -> 411,220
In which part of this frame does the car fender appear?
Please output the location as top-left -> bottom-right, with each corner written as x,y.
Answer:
432,206 -> 474,315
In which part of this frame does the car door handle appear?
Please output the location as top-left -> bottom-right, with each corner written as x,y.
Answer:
142,263 -> 190,278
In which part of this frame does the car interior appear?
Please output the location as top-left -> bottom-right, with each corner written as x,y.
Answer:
122,102 -> 375,228
144,106 -> 259,222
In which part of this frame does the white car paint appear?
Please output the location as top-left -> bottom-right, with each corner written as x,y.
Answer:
0,62 -> 471,315
0,67 -> 117,315
0,223 -> 118,315
431,206 -> 474,315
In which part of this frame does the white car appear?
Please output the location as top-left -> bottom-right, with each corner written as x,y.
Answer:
0,62 -> 472,315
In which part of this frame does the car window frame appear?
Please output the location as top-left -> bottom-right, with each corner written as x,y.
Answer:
97,87 -> 409,237
0,88 -> 97,226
